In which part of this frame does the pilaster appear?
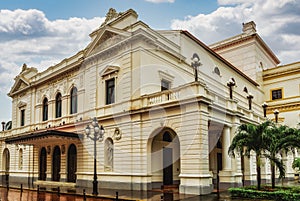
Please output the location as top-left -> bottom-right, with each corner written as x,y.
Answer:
179,103 -> 213,195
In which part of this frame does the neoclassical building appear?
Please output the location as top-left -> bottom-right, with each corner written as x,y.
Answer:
0,8 -> 299,195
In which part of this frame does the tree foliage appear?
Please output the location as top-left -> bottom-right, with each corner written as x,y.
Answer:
228,120 -> 273,190
228,120 -> 300,190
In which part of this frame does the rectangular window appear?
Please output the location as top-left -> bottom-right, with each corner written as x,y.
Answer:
161,79 -> 170,91
20,109 -> 25,126
106,78 -> 115,105
271,89 -> 282,100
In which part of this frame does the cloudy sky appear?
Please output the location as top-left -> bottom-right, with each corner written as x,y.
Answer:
0,0 -> 299,123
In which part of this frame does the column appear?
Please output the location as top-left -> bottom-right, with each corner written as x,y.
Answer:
222,127 -> 231,170
219,125 -> 242,188
218,126 -> 234,188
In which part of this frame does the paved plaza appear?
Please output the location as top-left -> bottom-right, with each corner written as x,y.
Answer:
0,186 -> 267,201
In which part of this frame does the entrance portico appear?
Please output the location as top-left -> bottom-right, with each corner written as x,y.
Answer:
4,130 -> 82,187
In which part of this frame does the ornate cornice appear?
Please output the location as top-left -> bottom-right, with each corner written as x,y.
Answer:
266,102 -> 300,114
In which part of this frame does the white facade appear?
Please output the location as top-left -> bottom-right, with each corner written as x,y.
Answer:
0,9 -> 298,195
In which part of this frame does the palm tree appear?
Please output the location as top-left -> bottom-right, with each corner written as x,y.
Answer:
228,120 -> 273,190
264,125 -> 300,188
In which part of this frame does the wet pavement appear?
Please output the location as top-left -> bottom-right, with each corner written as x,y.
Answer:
1,180 -> 299,200
3,180 -> 299,200
0,186 -> 262,201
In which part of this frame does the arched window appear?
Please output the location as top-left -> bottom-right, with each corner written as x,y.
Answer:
163,132 -> 172,142
42,98 -> 48,121
19,149 -> 23,170
2,148 -> 10,172
104,138 -> 114,171
214,66 -> 221,76
55,93 -> 62,118
70,87 -> 77,114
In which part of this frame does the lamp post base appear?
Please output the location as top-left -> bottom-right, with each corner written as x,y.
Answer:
92,180 -> 98,195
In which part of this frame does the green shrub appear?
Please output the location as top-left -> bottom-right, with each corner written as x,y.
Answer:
229,186 -> 300,201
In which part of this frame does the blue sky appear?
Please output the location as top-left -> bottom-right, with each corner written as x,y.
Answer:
0,0 -> 300,123
0,0 -> 218,28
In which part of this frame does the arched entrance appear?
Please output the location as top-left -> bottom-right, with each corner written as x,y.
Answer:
39,147 -> 47,180
2,148 -> 10,185
52,146 -> 61,181
67,144 -> 77,182
149,128 -> 180,188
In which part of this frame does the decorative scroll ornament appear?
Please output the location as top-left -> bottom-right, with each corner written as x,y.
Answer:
101,8 -> 123,27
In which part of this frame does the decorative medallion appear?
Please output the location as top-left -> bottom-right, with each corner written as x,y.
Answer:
113,128 -> 122,140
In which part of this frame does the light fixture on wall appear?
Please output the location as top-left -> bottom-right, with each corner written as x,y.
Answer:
274,109 -> 279,123
247,93 -> 254,110
227,78 -> 236,99
191,53 -> 202,82
262,102 -> 268,118
1,121 -> 5,131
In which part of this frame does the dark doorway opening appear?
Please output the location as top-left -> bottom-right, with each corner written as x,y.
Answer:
52,146 -> 61,181
67,144 -> 77,182
163,147 -> 173,185
163,132 -> 173,185
39,147 -> 47,180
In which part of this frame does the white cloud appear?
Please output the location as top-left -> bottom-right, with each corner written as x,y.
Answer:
0,9 -> 104,89
171,0 -> 300,65
145,0 -> 175,3
0,9 -> 104,121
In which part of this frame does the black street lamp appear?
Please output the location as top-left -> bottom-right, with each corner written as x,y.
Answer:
274,109 -> 279,123
227,78 -> 236,99
262,102 -> 268,118
85,117 -> 105,196
191,53 -> 202,82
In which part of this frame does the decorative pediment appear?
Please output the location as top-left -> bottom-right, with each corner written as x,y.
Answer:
8,76 -> 30,96
100,65 -> 120,78
85,27 -> 130,57
17,101 -> 27,108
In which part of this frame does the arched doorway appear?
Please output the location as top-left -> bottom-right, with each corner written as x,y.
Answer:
67,144 -> 77,182
52,146 -> 61,181
39,147 -> 47,180
2,148 -> 10,185
149,128 -> 180,188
